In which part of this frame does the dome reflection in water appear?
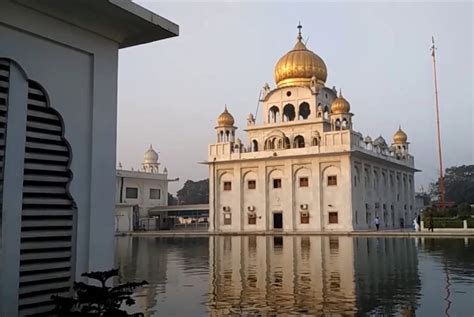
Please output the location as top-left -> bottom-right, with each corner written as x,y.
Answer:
116,236 -> 474,316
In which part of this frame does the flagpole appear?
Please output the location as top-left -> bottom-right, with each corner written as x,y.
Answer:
431,36 -> 445,208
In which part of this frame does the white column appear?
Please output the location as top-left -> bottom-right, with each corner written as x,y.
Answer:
0,63 -> 28,315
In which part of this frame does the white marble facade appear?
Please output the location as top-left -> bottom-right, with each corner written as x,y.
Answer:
116,146 -> 170,218
207,26 -> 417,232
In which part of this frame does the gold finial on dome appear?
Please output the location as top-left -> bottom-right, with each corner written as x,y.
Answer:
393,125 -> 408,144
331,89 -> 350,114
297,21 -> 303,41
274,23 -> 328,88
217,105 -> 235,127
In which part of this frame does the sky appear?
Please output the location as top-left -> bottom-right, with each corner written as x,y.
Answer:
117,1 -> 473,194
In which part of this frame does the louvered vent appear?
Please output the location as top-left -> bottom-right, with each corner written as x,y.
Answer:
0,60 -> 9,232
18,80 -> 77,315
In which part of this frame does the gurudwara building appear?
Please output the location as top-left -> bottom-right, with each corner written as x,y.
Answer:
207,25 -> 417,232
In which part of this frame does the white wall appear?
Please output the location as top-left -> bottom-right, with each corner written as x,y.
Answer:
116,174 -> 168,217
0,1 -> 118,307
210,154 -> 355,232
115,206 -> 134,232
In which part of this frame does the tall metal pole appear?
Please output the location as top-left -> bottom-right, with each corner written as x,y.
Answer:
431,36 -> 445,208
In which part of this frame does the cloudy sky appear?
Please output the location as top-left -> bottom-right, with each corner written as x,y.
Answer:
117,1 -> 473,194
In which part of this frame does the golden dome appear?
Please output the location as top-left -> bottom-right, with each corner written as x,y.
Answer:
331,90 -> 350,114
274,24 -> 327,88
217,106 -> 235,127
393,126 -> 408,144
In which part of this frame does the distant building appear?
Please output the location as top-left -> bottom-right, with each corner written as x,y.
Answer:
116,145 -> 175,231
0,1 -> 178,314
206,25 -> 417,233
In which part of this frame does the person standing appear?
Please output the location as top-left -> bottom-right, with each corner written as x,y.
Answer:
428,215 -> 434,232
417,214 -> 421,232
375,216 -> 380,231
413,217 -> 419,231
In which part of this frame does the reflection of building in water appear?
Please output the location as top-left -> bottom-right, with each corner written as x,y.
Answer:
116,237 -> 169,315
116,236 -> 210,316
354,237 -> 420,316
209,236 -> 420,316
209,236 -> 356,316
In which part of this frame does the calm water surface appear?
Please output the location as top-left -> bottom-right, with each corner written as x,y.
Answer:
116,236 -> 474,316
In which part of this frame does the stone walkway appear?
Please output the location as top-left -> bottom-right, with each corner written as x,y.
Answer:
118,229 -> 474,237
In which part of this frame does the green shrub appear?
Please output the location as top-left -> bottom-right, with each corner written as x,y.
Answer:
432,218 -> 463,228
467,218 -> 474,228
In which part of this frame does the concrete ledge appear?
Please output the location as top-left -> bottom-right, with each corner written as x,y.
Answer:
117,230 -> 474,237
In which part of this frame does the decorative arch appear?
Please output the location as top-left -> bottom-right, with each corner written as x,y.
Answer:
323,106 -> 329,119
354,166 -> 360,186
293,135 -> 305,148
283,136 -> 291,149
268,105 -> 280,123
294,166 -> 311,179
283,104 -> 295,122
321,164 -> 341,175
298,102 -> 310,120
218,171 -> 234,184
268,168 -> 284,181
0,58 -> 78,311
342,118 -> 348,129
251,139 -> 258,152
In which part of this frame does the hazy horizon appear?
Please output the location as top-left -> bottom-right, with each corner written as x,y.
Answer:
117,2 -> 473,194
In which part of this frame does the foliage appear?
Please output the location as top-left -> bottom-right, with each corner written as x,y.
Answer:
52,269 -> 147,317
176,179 -> 209,204
167,192 -> 178,206
467,218 -> 474,228
429,165 -> 474,204
423,204 -> 473,219
430,218 -> 464,228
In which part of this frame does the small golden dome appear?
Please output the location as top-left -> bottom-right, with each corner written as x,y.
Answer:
217,106 -> 235,127
274,24 -> 327,88
331,90 -> 350,114
393,126 -> 408,144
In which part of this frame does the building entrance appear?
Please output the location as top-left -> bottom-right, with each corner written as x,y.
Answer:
273,212 -> 283,229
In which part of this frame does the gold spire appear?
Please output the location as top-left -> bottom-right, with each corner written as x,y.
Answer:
274,23 -> 327,88
297,21 -> 303,41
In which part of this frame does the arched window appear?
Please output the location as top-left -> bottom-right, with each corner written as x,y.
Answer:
298,102 -> 310,120
335,119 -> 341,130
284,137 -> 291,149
252,140 -> 258,152
283,104 -> 295,122
219,131 -> 224,142
342,119 -> 348,129
277,138 -> 283,149
323,106 -> 329,119
312,137 -> 319,146
268,106 -> 280,123
225,130 -> 230,141
364,168 -> 370,188
264,139 -> 269,150
294,135 -> 305,148
271,138 -> 276,149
